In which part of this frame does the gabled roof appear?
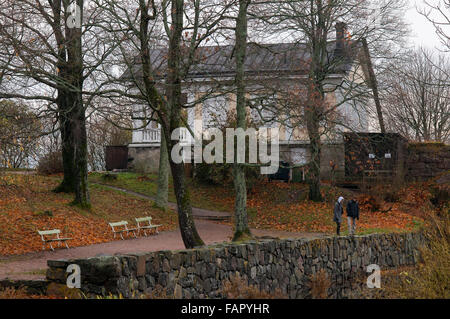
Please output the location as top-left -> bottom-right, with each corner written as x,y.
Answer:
122,41 -> 361,80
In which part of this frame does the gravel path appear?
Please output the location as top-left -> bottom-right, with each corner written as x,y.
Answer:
0,220 -> 324,281
93,183 -> 232,220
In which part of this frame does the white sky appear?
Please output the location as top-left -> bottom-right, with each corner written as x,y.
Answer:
405,0 -> 449,50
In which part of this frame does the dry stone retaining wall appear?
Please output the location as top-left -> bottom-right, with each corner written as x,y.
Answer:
46,232 -> 424,298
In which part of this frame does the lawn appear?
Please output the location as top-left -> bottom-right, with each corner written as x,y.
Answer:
89,172 -> 425,236
0,174 -> 178,256
89,171 -> 235,212
0,172 -> 427,257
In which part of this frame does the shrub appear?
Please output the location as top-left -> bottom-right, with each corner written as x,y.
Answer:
101,173 -> 118,181
0,287 -> 30,299
194,162 -> 262,191
430,185 -> 449,212
193,109 -> 263,191
358,194 -> 382,212
221,273 -> 287,299
307,269 -> 331,299
37,151 -> 63,175
382,212 -> 450,298
383,189 -> 400,203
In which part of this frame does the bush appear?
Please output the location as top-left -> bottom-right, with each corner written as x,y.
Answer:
193,109 -> 264,191
194,162 -> 262,191
221,273 -> 287,299
307,269 -> 331,299
382,212 -> 450,298
382,189 -> 400,203
358,195 -> 382,212
37,151 -> 63,175
0,287 -> 30,299
101,173 -> 118,181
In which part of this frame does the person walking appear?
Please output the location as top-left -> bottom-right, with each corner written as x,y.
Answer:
346,197 -> 360,235
333,196 -> 344,236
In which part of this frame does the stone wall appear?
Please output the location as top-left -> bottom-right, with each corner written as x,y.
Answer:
406,143 -> 450,181
46,232 -> 424,299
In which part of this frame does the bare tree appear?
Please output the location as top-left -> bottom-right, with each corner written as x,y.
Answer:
247,0 -> 409,201
419,0 -> 450,52
0,100 -> 41,168
383,48 -> 450,143
231,0 -> 252,241
0,0 -> 97,207
91,0 -> 236,248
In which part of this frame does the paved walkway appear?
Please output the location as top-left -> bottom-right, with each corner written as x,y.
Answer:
0,220 -> 324,281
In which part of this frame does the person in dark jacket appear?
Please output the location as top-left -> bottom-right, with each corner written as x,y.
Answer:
333,196 -> 344,236
346,197 -> 360,235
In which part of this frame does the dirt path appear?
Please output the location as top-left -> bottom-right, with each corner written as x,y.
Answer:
0,220 -> 324,281
93,183 -> 232,220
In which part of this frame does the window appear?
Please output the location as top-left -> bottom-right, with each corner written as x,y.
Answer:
202,95 -> 228,129
250,95 -> 278,128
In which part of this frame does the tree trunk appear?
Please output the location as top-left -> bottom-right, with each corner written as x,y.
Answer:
155,127 -> 169,210
72,94 -> 90,208
232,0 -> 252,242
305,92 -> 323,202
54,93 -> 76,193
67,0 -> 90,208
169,159 -> 204,248
361,38 -> 385,133
165,0 -> 204,248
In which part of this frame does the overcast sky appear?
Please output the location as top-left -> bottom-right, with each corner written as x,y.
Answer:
406,0 -> 449,50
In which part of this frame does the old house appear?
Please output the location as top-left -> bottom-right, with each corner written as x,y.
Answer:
126,23 -> 375,177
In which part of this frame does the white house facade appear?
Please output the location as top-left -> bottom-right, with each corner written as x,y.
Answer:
126,24 -> 372,177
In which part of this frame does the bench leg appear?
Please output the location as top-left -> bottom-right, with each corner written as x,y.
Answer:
120,232 -> 124,240
49,242 -> 54,251
65,241 -> 70,249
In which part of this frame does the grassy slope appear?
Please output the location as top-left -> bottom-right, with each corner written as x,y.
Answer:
0,174 -> 178,256
89,172 -> 424,235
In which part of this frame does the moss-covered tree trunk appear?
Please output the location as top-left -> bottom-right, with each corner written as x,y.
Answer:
54,93 -> 76,193
165,0 -> 204,248
306,100 -> 323,202
67,0 -> 90,208
232,0 -> 252,242
155,127 -> 169,210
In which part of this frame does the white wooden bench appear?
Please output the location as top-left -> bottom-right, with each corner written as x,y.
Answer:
37,229 -> 72,251
108,221 -> 138,240
135,217 -> 162,236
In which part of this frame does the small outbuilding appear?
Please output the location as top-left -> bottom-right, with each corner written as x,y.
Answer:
343,133 -> 408,185
105,145 -> 129,171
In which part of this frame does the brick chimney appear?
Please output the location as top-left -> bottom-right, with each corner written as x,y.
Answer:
335,22 -> 348,58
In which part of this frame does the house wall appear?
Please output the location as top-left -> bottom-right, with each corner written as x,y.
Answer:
279,143 -> 345,180
128,146 -> 160,174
